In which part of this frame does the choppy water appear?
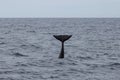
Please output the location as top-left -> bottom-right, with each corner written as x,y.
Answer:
0,18 -> 120,80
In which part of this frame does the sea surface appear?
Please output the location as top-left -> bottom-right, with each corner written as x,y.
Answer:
0,18 -> 120,80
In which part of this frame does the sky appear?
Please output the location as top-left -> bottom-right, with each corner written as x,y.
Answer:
0,0 -> 120,18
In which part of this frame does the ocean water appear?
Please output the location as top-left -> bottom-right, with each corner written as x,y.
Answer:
0,18 -> 120,80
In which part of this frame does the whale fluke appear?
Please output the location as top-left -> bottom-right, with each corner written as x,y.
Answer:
53,35 -> 72,42
53,35 -> 72,58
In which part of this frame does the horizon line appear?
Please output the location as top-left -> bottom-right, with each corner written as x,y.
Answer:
0,17 -> 120,18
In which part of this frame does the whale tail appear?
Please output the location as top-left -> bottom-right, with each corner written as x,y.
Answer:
53,35 -> 72,42
53,35 -> 72,58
